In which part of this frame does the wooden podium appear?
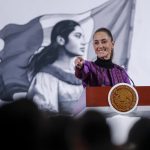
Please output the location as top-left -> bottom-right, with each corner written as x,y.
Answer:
84,86 -> 150,145
86,86 -> 150,107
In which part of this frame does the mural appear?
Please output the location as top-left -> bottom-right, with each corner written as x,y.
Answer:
0,0 -> 135,114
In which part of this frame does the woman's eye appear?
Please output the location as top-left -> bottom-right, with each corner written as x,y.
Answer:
102,40 -> 107,44
75,33 -> 81,38
94,41 -> 99,45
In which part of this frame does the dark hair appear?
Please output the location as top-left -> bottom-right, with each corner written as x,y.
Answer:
28,20 -> 80,77
69,110 -> 113,150
94,27 -> 113,41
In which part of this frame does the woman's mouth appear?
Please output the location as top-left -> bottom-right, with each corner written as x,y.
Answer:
80,47 -> 85,52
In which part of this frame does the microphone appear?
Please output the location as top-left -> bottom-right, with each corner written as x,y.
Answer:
129,76 -> 135,86
121,65 -> 135,86
126,73 -> 135,86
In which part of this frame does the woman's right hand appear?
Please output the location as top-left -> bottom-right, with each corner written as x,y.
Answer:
75,56 -> 84,69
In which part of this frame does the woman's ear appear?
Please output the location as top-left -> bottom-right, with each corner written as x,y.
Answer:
56,35 -> 65,46
112,40 -> 115,48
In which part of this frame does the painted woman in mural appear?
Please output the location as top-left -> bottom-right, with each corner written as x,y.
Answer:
27,20 -> 86,115
75,28 -> 131,87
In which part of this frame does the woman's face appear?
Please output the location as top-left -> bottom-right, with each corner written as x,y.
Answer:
65,26 -> 86,56
93,31 -> 114,60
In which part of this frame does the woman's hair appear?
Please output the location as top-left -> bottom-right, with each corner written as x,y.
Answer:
28,20 -> 80,77
94,27 -> 113,41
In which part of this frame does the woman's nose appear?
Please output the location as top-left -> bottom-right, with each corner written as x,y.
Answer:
81,42 -> 86,46
98,42 -> 103,48
81,39 -> 86,46
81,36 -> 86,45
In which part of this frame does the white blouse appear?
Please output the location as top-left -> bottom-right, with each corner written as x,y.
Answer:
27,72 -> 85,114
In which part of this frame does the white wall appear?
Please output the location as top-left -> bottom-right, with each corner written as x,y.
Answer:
128,0 -> 150,86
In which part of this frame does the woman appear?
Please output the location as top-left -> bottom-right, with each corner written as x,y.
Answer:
75,28 -> 131,87
27,20 -> 86,115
